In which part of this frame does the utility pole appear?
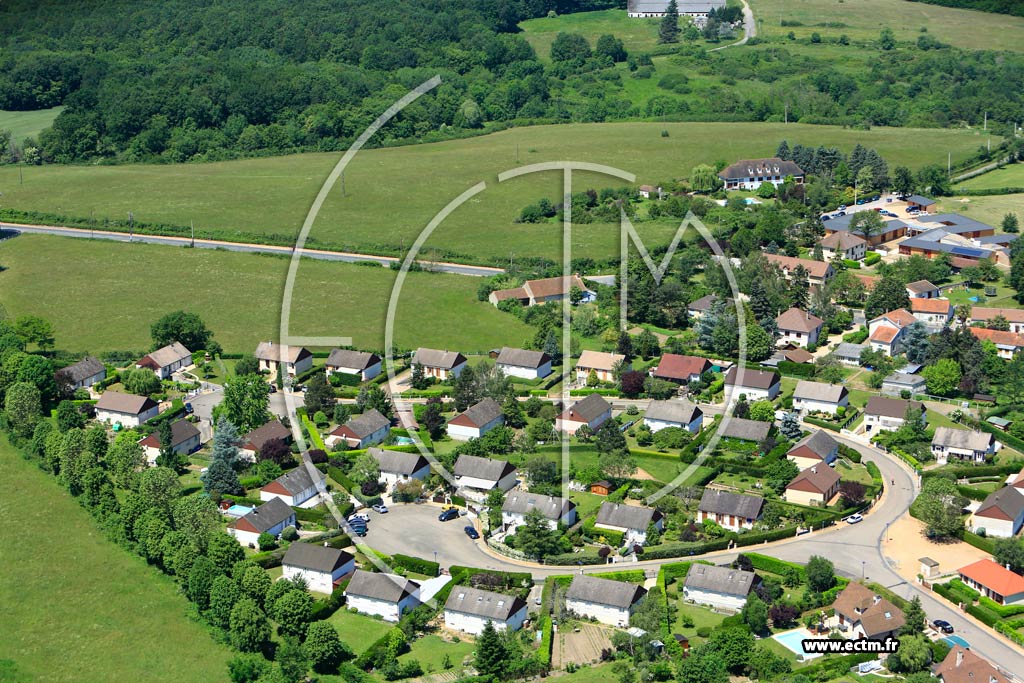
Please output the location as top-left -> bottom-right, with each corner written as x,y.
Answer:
128,211 -> 134,243
190,219 -> 195,247
984,111 -> 988,131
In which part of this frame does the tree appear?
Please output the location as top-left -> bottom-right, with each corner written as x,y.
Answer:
1011,235 -> 1024,304
122,367 -> 161,395
106,429 -> 145,488
595,419 -> 628,456
151,311 -> 214,352
56,400 -> 85,431
154,417 -> 180,469
272,588 -> 314,638
865,276 -> 910,319
595,34 -> 626,62
304,621 -> 351,674
745,324 -> 773,362
619,370 -> 645,397
513,509 -> 562,560
893,166 -> 915,197
910,476 -> 966,538
501,394 -> 526,429
901,596 -> 926,636
756,181 -> 776,199
902,322 -> 930,364
227,654 -> 269,683
838,481 -> 866,507
207,530 -> 246,573
806,555 -> 835,593
234,354 -> 260,376
749,646 -> 792,680
658,0 -> 680,44
887,635 -> 932,673
4,381 -> 41,437
362,386 -> 394,419
221,374 -> 270,433
691,164 -> 720,193
779,413 -> 802,440
742,593 -> 769,635
922,358 -> 961,396
1003,212 -> 1019,234
187,555 -> 220,609
174,494 -> 220,550
351,451 -> 381,484
765,459 -> 798,495
789,265 -> 810,309
617,331 -> 634,360
850,209 -> 885,244
879,26 -> 896,50
204,417 -> 243,496
550,32 -> 591,62
676,645 -> 727,683
994,537 -> 1024,574
230,597 -> 271,653
749,400 -> 775,422
420,397 -> 446,438
706,627 -> 756,674
208,574 -> 242,629
13,315 -> 55,350
303,373 -> 334,417
259,437 -> 292,466
474,621 -> 507,678
241,565 -> 273,606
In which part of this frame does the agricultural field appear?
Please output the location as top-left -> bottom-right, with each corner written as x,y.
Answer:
0,435 -> 232,682
0,107 -> 63,144
748,0 -> 1024,51
518,9 -> 668,58
0,122 -> 991,264
957,163 -> 1024,191
0,234 -> 532,353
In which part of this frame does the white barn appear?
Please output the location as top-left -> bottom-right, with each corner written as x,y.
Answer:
282,543 -> 355,594
444,586 -> 528,635
345,570 -> 420,622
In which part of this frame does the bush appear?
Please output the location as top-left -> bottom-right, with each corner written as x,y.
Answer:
281,526 -> 299,541
864,252 -> 881,266
390,553 -> 440,577
966,603 -> 1000,626
257,533 -> 277,551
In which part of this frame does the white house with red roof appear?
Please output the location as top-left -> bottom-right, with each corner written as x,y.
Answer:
910,298 -> 953,331
776,308 -> 824,348
651,353 -> 712,384
969,328 -> 1024,360
958,559 -> 1024,605
575,350 -> 626,383
970,307 -> 1024,334
868,308 -> 917,356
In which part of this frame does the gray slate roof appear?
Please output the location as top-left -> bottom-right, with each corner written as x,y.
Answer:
235,497 -> 294,533
139,419 -> 200,449
95,391 -> 158,415
644,400 -> 701,425
255,341 -> 311,364
449,397 -> 504,429
688,294 -> 718,312
932,427 -> 993,452
60,356 -> 105,383
346,569 -> 419,603
369,448 -> 429,475
283,543 -> 354,574
628,0 -> 726,12
595,502 -> 661,531
865,396 -> 924,419
565,575 -> 647,609
413,348 -> 466,370
906,280 -> 938,294
794,380 -> 848,404
698,489 -> 764,519
326,349 -> 380,371
142,342 -> 192,369
340,409 -> 390,439
445,586 -> 526,621
454,454 -> 516,482
882,372 -> 926,388
834,342 -> 867,360
790,430 -> 838,461
718,417 -> 771,442
684,563 -> 756,597
496,347 -> 550,369
502,492 -> 575,520
724,366 -> 780,390
264,465 -> 325,496
561,393 -> 612,423
241,419 -> 290,451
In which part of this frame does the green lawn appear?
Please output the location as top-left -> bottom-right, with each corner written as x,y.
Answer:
0,435 -> 232,682
835,459 -> 872,486
945,281 -> 1018,310
0,122 -> 989,264
519,9 -> 667,59
326,609 -> 395,655
957,163 -> 1024,191
0,107 -> 63,143
399,634 -> 476,674
712,471 -> 766,494
568,490 -> 608,519
0,234 -> 532,353
551,663 -> 616,683
748,0 -> 1024,51
938,194 -> 1024,235
673,600 -> 727,644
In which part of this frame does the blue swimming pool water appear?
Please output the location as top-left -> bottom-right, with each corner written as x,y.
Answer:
772,628 -> 823,660
944,635 -> 970,649
968,295 -> 982,302
226,505 -> 254,516
393,436 -> 414,445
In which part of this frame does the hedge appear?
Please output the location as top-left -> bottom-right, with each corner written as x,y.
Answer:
957,485 -> 992,502
327,466 -> 356,492
294,506 -> 329,525
300,413 -> 326,451
839,444 -> 861,463
545,552 -> 608,566
735,526 -> 799,547
330,372 -> 362,387
961,530 -> 995,554
744,553 -> 806,581
803,415 -> 844,432
147,399 -> 185,428
583,520 -> 624,547
793,653 -> 875,681
310,581 -> 349,621
866,582 -> 910,612
778,361 -> 815,378
391,553 -> 440,577
842,259 -> 861,270
636,538 -> 732,560
980,596 -> 1024,617
568,388 -> 619,396
923,462 -> 1024,481
843,328 -> 869,344
354,626 -> 405,670
448,566 -> 531,589
864,252 -> 881,266
589,569 -> 645,583
976,420 -> 1024,453
865,461 -> 882,483
995,618 -> 1024,647
538,617 -> 553,668
966,603 -> 1001,627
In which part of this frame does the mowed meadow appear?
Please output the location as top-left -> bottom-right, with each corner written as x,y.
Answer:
0,122 -> 991,263
0,435 -> 232,682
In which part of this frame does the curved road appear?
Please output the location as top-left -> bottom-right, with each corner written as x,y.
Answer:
710,0 -> 756,52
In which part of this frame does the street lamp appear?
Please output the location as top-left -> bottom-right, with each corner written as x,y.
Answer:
433,551 -> 437,565
862,561 -> 866,580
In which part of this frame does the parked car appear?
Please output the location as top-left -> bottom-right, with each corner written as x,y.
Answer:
821,214 -> 832,221
439,508 -> 459,522
838,204 -> 847,210
856,199 -> 866,205
836,210 -> 846,216
464,525 -> 480,539
184,402 -> 193,414
348,513 -> 370,523
871,195 -> 881,202
268,384 -> 277,393
350,525 -> 367,537
933,619 -> 954,634
372,504 -> 389,513
846,513 -> 864,524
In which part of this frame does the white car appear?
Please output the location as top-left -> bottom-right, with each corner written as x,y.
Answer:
348,513 -> 370,523
846,513 -> 864,524
372,504 -> 389,514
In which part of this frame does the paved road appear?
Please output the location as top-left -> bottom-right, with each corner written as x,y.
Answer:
269,390 -> 304,419
710,0 -> 755,51
0,222 -> 503,277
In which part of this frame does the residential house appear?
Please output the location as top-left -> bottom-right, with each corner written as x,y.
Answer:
345,570 -> 420,622
881,373 -> 927,397
696,489 -> 764,532
687,294 -> 718,320
910,298 -> 953,331
495,347 -> 552,380
488,274 -> 594,307
575,350 -> 626,383
831,582 -> 906,639
969,328 -> 1024,360
782,348 -> 814,364
94,391 -> 160,427
282,544 -> 355,594
863,397 -> 925,433
718,417 -> 772,443
776,308 -> 825,348
411,348 -> 467,380
723,366 -> 781,403
637,184 -> 661,199
325,349 -> 382,381
764,253 -> 834,288
447,398 -> 505,441
564,575 -> 647,627
254,341 -> 313,377
627,0 -> 726,24
139,419 -> 201,465
867,308 -> 917,356
555,393 -> 612,434
137,342 -> 193,380
260,465 -> 325,508
327,409 -> 391,449
56,356 -> 106,391
595,502 -> 664,545
958,559 -> 1024,606
906,280 -> 940,299
834,342 -> 867,366
931,427 -> 996,465
453,454 -> 517,494
905,195 -> 937,214
786,430 -> 839,470
819,231 -> 867,261
643,400 -> 703,434
970,307 -> 1024,334
934,646 -> 1011,683
502,492 -> 577,532
792,380 -> 849,416
785,464 -> 841,506
228,497 -> 296,548
444,586 -> 528,635
682,564 -> 756,612
968,487 -> 1024,539
717,157 -> 805,190
651,354 -> 712,385
369,448 -> 431,488
238,419 -> 291,462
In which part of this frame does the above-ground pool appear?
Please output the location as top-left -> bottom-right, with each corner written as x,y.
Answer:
944,635 -> 970,649
968,295 -> 982,302
225,505 -> 254,517
393,436 -> 415,445
772,628 -> 823,660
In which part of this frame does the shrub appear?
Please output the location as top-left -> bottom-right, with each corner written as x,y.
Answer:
281,526 -> 299,542
257,532 -> 277,551
390,553 -> 440,577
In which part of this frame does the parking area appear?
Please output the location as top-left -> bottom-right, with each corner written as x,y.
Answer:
357,503 -> 501,570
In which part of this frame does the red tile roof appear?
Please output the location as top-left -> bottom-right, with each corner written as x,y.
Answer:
870,326 -> 900,344
971,307 -> 1024,324
959,559 -> 1024,598
764,253 -> 832,280
653,354 -> 711,381
970,327 -> 1024,348
911,298 -> 953,314
776,307 -> 824,333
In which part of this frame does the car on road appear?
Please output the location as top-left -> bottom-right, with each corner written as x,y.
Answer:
184,402 -> 193,414
464,525 -> 479,539
856,199 -> 866,205
372,504 -> 389,513
438,508 -> 459,522
440,503 -> 459,511
838,204 -> 847,210
821,214 -> 832,221
836,210 -> 846,216
846,513 -> 864,524
933,619 -> 954,634
348,513 -> 370,523
871,195 -> 881,201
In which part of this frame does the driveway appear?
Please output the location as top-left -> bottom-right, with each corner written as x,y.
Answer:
186,385 -> 224,442
270,390 -> 304,418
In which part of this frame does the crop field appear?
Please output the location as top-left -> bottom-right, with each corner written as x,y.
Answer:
0,122 -> 989,264
0,107 -> 63,144
0,435 -> 232,682
957,163 -> 1024,191
748,0 -> 1024,51
0,234 -> 532,353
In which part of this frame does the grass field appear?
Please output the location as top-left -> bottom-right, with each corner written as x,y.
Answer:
399,635 -> 476,673
748,0 -> 1024,51
326,610 -> 394,655
0,435 -> 232,682
957,163 -> 1024,191
0,122 -> 990,263
0,107 -> 63,143
936,194 -> 1024,234
518,9 -> 666,58
0,234 -> 532,353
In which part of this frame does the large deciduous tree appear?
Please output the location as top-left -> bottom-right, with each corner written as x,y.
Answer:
221,373 -> 270,433
151,311 -> 214,352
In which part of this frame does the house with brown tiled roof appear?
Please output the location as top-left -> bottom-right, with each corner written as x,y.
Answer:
959,559 -> 1024,605
776,308 -> 824,348
412,348 -> 467,380
764,253 -> 834,288
864,396 -> 925,434
830,582 -> 905,639
255,341 -> 313,377
723,366 -> 781,404
94,391 -> 160,427
910,298 -> 953,331
906,280 -> 940,299
934,646 -> 1011,683
488,275 -> 594,307
969,327 -> 1024,360
447,398 -> 505,441
575,350 -> 625,383
968,486 -> 1024,539
785,464 -> 841,506
868,309 -> 917,356
555,394 -> 612,434
970,306 -> 1024,334
651,353 -> 711,384
137,342 -> 193,379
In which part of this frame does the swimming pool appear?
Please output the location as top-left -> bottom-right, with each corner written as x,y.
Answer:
943,635 -> 970,649
968,295 -> 982,303
225,505 -> 254,517
772,628 -> 823,660
393,436 -> 414,445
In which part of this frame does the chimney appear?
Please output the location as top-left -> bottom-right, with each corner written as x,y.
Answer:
811,466 -> 817,474
956,649 -> 964,667
873,595 -> 881,605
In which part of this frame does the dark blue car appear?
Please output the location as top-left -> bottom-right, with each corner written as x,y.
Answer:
438,509 -> 459,522
464,525 -> 479,539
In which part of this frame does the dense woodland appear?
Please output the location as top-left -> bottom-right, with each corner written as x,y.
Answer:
1,0 -> 1023,163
